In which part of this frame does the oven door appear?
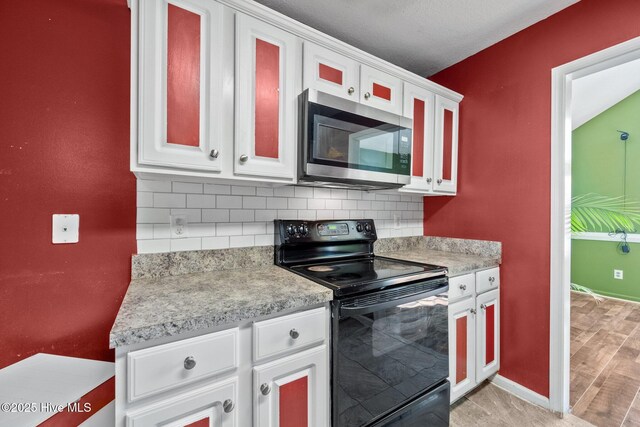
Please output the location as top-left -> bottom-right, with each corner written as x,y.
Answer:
300,89 -> 412,188
332,280 -> 449,427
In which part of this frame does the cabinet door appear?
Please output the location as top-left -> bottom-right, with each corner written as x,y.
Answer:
448,297 -> 476,403
476,289 -> 500,382
401,83 -> 435,193
359,65 -> 403,115
254,345 -> 328,427
137,0 -> 228,171
433,95 -> 459,194
235,14 -> 301,180
126,377 -> 237,427
303,42 -> 360,101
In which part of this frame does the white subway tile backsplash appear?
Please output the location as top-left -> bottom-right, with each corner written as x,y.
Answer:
216,222 -> 243,236
288,198 -> 307,209
202,236 -> 229,250
187,194 -> 216,209
154,193 -> 186,208
173,182 -> 203,194
202,209 -> 230,223
242,196 -> 266,209
138,208 -> 170,223
138,179 -> 171,193
136,179 -> 424,253
137,192 -> 153,208
273,186 -> 295,197
171,238 -> 202,252
230,235 -> 254,248
294,187 -> 313,198
217,195 -> 242,209
308,199 -> 326,209
204,184 -> 231,195
233,210 -> 255,222
232,185 -> 256,196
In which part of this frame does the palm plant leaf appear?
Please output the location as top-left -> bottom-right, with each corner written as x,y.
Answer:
571,193 -> 640,233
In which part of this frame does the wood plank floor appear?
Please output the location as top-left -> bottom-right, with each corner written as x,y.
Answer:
571,291 -> 640,427
451,382 -> 593,426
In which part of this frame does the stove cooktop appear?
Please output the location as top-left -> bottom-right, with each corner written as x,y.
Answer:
289,255 -> 447,297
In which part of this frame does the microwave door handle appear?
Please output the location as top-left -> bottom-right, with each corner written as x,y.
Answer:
339,286 -> 448,318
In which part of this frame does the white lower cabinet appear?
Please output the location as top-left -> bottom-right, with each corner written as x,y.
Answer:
116,306 -> 329,427
254,345 -> 328,427
448,268 -> 500,403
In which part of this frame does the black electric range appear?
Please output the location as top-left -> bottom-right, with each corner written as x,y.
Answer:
275,219 -> 451,427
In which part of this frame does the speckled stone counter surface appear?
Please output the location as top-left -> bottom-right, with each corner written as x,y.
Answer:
110,265 -> 331,348
376,236 -> 501,277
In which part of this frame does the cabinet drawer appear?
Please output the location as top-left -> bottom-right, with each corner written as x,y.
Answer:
476,267 -> 500,294
128,328 -> 239,402
253,308 -> 326,362
448,273 -> 475,303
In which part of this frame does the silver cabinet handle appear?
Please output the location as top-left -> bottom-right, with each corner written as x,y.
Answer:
239,154 -> 248,162
184,356 -> 196,370
488,277 -> 496,283
459,284 -> 467,291
364,92 -> 371,100
289,329 -> 300,339
437,178 -> 443,184
209,149 -> 219,159
470,308 -> 476,315
347,87 -> 355,95
260,383 -> 271,396
223,399 -> 234,413
480,304 -> 487,310
426,178 -> 432,184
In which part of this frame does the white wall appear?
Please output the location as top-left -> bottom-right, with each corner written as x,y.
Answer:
136,179 -> 424,253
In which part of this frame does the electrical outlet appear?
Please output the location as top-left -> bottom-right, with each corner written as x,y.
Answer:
614,269 -> 623,280
171,214 -> 188,238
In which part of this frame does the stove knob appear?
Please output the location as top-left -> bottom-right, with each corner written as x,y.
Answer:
286,225 -> 295,236
364,223 -> 372,232
356,223 -> 363,232
300,225 -> 309,236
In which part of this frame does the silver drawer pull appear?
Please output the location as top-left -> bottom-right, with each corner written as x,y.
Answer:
209,149 -> 219,159
426,178 -> 432,184
223,399 -> 234,413
348,87 -> 355,95
459,284 -> 467,291
489,277 -> 496,283
260,383 -> 271,396
364,92 -> 371,100
470,308 -> 476,315
289,329 -> 300,339
437,178 -> 443,184
480,304 -> 487,310
239,154 -> 248,162
184,356 -> 196,370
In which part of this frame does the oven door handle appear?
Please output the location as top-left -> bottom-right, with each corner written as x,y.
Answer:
339,286 -> 448,318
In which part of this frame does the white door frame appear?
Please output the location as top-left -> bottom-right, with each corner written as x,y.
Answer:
549,35 -> 640,414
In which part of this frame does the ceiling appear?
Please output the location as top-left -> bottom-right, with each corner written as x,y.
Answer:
572,59 -> 640,130
254,0 -> 579,77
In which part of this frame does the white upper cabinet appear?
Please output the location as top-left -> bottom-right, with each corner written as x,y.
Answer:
303,42 -> 360,101
401,82 -> 436,193
360,65 -> 403,115
234,14 -> 301,180
137,0 -> 229,172
433,95 -> 459,194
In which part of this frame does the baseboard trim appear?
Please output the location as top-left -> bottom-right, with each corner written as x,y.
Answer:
490,374 -> 551,410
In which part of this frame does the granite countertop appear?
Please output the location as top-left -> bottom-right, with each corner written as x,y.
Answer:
377,248 -> 500,277
109,265 -> 332,349
111,236 -> 501,349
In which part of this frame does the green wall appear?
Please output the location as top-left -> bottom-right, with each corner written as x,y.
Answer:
571,90 -> 640,302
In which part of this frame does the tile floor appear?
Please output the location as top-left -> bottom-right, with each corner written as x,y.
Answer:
451,382 -> 592,426
570,291 -> 640,426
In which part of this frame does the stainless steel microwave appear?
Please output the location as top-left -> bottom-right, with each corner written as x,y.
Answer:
298,89 -> 412,190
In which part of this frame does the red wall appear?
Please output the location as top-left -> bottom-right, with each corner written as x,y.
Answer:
425,0 -> 640,396
0,0 -> 134,369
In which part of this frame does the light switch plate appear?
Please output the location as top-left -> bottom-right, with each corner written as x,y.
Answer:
52,214 -> 79,244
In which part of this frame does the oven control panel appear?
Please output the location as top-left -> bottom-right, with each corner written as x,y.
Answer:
275,219 -> 376,242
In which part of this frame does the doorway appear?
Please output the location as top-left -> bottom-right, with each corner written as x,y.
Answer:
550,35 -> 640,418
